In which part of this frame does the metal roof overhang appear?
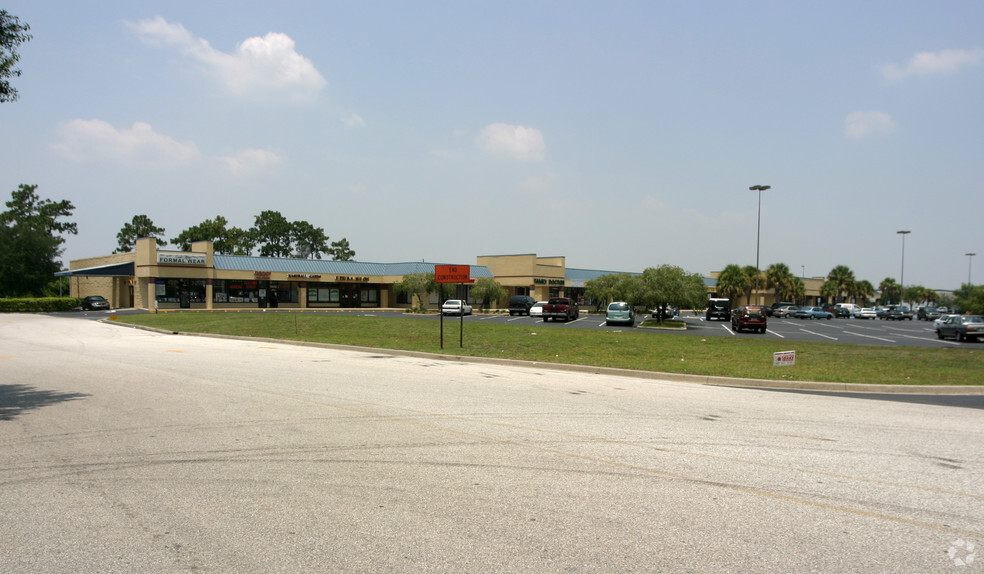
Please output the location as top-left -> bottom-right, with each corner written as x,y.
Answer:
55,262 -> 135,277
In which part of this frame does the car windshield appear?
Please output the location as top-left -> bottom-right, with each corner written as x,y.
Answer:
609,303 -> 629,311
963,316 -> 984,323
745,307 -> 764,317
548,298 -> 566,304
445,300 -> 461,305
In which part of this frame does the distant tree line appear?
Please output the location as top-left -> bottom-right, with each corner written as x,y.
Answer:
0,184 -> 356,298
713,262 -> 956,310
114,211 -> 355,261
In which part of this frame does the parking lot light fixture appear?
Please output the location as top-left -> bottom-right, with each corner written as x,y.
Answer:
897,230 -> 910,305
750,185 -> 770,305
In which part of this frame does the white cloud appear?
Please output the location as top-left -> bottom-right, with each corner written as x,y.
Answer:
216,149 -> 283,175
342,113 -> 366,129
880,48 -> 984,81
844,111 -> 898,140
476,123 -> 545,161
129,16 -> 327,102
52,119 -> 200,164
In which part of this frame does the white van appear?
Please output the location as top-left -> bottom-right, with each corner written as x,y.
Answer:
835,303 -> 861,317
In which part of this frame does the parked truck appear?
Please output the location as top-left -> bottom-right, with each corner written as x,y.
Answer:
542,297 -> 580,322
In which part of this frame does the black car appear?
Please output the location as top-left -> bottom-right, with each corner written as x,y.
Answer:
705,298 -> 731,321
917,307 -> 941,321
81,295 -> 110,311
884,308 -> 913,320
507,295 -> 536,316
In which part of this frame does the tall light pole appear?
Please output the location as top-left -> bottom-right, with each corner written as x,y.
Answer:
897,230 -> 910,305
967,252 -> 976,286
750,185 -> 770,305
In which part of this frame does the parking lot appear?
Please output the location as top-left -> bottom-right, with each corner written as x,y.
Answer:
408,311 -> 969,348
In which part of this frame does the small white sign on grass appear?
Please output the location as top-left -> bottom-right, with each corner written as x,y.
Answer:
773,350 -> 796,367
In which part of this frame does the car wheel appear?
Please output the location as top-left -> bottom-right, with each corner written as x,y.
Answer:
937,330 -> 944,339
957,332 -> 965,342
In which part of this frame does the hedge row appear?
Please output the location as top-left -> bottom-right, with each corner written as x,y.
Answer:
0,297 -> 82,312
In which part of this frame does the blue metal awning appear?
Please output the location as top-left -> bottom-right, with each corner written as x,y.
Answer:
55,262 -> 135,277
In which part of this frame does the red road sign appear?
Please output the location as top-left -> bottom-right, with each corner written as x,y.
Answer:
435,265 -> 472,283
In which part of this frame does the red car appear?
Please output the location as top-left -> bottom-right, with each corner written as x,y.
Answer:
731,305 -> 767,333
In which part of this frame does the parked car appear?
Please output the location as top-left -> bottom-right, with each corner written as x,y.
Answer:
916,307 -> 941,321
651,306 -> 677,319
768,302 -> 796,317
731,305 -> 767,333
795,306 -> 833,320
81,295 -> 110,311
705,298 -> 731,321
508,295 -> 536,316
835,303 -> 861,317
773,304 -> 799,318
542,297 -> 579,322
884,308 -> 914,320
824,305 -> 850,318
441,299 -> 473,316
855,308 -> 878,320
936,315 -> 984,342
605,301 -> 635,326
528,301 -> 546,317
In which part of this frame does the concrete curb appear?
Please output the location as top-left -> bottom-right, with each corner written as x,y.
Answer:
106,320 -> 983,396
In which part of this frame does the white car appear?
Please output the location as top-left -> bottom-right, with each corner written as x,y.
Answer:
528,301 -> 547,317
934,314 -> 959,330
855,308 -> 877,319
441,299 -> 473,316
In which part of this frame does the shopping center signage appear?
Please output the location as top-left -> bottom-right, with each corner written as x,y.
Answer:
157,252 -> 206,265
336,276 -> 370,282
435,265 -> 472,284
534,278 -> 565,285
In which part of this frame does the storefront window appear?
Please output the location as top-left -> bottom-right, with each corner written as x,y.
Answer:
213,280 -> 297,304
155,279 -> 206,303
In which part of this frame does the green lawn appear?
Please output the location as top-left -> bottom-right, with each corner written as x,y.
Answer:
112,312 -> 984,386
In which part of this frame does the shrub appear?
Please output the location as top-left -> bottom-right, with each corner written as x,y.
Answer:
0,297 -> 81,312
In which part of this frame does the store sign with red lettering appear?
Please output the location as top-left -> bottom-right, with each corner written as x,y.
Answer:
773,350 -> 796,367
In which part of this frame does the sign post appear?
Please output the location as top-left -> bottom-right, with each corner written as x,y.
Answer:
434,265 -> 474,349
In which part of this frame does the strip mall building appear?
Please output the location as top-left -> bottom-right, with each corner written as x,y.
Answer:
58,238 -> 644,310
59,237 -> 831,310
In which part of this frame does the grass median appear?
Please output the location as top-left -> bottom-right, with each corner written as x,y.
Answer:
112,312 -> 984,386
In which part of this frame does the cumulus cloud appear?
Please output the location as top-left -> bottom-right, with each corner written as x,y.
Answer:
476,123 -> 545,161
216,149 -> 283,175
880,48 -> 984,81
52,119 -> 200,164
844,111 -> 898,140
129,16 -> 326,101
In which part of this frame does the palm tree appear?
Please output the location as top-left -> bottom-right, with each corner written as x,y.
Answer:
820,280 -> 839,304
716,264 -> 749,305
853,279 -> 875,307
879,278 -> 901,305
827,265 -> 856,303
789,277 -> 806,304
766,263 -> 795,302
743,265 -> 764,306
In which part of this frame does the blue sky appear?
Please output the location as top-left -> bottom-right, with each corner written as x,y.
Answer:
2,1 -> 982,290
